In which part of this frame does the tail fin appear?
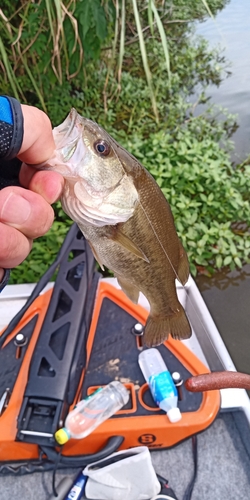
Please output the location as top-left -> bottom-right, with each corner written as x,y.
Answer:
144,306 -> 191,347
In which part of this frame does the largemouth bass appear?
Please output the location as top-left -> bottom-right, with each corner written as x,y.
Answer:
44,109 -> 191,346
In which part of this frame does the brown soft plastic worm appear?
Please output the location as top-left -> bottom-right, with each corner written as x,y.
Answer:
185,371 -> 250,392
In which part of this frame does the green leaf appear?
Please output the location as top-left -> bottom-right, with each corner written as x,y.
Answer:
91,0 -> 107,40
150,0 -> 171,81
230,242 -> 237,255
77,0 -> 92,37
234,256 -> 242,268
131,0 -> 158,121
223,255 -> 232,266
216,255 -> 223,268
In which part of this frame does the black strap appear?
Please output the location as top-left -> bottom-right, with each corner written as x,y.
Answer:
0,96 -> 23,191
0,157 -> 22,190
0,96 -> 24,290
0,269 -> 11,293
0,96 -> 24,161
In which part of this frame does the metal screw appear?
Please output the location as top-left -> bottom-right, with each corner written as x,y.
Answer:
131,322 -> 144,336
172,371 -> 184,401
14,333 -> 28,359
14,333 -> 27,347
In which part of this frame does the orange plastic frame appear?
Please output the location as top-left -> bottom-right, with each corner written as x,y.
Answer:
0,282 -> 220,461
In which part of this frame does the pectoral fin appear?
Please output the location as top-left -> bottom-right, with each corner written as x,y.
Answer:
87,240 -> 105,271
116,275 -> 140,304
111,231 -> 150,263
177,239 -> 190,286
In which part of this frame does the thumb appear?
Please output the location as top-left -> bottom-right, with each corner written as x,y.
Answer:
17,105 -> 55,164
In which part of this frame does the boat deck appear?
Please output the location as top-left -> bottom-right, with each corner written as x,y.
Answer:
1,278 -> 250,500
1,412 -> 250,499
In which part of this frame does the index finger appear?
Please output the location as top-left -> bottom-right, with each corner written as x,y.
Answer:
19,165 -> 64,204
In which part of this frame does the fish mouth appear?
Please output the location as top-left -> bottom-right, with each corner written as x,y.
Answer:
53,108 -> 82,150
49,108 -> 90,176
54,110 -> 107,152
30,109 -> 87,177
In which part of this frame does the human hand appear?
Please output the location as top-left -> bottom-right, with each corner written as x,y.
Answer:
0,101 -> 64,283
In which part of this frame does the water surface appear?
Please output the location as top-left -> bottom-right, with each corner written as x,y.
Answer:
196,0 -> 250,163
195,0 -> 250,375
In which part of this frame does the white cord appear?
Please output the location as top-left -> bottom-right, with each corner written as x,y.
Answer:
151,495 -> 176,500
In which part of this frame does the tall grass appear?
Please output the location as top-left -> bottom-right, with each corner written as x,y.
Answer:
0,0 -> 215,118
0,1 -> 83,109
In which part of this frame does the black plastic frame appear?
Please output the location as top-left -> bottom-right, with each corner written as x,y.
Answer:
16,225 -> 100,445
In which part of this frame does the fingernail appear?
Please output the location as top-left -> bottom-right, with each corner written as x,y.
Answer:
0,193 -> 31,224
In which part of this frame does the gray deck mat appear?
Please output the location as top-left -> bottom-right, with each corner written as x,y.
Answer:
1,412 -> 250,500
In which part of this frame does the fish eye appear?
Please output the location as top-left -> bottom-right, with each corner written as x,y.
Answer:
94,140 -> 111,157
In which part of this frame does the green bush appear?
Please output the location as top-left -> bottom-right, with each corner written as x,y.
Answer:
8,218 -> 73,284
3,0 -> 250,283
123,125 -> 250,276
